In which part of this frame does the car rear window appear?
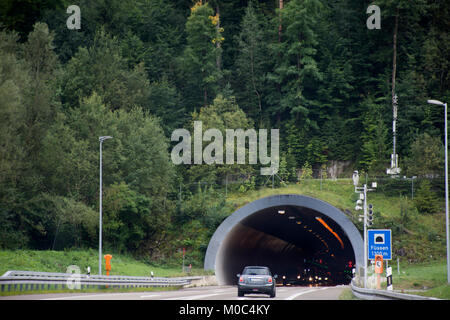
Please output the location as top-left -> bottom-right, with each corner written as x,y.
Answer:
243,268 -> 270,275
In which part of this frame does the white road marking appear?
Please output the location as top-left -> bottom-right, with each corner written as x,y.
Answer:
164,293 -> 222,300
284,287 -> 329,300
140,294 -> 161,299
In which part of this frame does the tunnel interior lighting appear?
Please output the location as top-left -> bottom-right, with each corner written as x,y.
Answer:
278,210 -> 285,215
296,221 -> 302,224
315,217 -> 345,249
288,216 -> 295,220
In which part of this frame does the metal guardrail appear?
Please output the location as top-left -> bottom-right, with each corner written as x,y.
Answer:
0,270 -> 203,292
351,280 -> 441,300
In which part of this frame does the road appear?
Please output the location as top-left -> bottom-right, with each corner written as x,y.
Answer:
0,285 -> 347,300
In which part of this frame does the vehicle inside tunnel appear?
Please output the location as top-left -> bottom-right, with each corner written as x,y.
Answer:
212,204 -> 357,286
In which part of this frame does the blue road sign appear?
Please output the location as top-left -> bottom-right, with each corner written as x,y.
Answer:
368,229 -> 392,260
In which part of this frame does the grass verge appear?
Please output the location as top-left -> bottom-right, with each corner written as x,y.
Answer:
0,249 -> 211,277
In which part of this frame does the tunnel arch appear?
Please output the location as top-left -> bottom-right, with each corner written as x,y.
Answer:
204,194 -> 363,285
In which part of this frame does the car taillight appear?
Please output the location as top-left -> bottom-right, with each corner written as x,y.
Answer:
268,277 -> 272,283
239,276 -> 244,282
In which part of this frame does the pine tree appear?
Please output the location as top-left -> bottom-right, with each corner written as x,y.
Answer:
234,2 -> 269,125
359,96 -> 390,174
180,1 -> 223,111
266,0 -> 322,125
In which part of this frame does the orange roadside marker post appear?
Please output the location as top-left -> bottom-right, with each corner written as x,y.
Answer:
374,254 -> 383,289
104,254 -> 112,288
104,254 -> 112,276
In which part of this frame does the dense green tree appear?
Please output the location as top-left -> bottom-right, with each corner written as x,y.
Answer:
0,24 -> 61,249
414,180 -> 440,214
0,32 -> 30,249
179,1 -> 223,111
61,29 -> 150,111
233,2 -> 269,124
266,0 -> 322,124
0,0 -> 63,39
103,182 -> 171,254
358,96 -> 390,174
25,193 -> 98,250
147,78 -> 185,136
126,0 -> 185,81
41,92 -> 174,203
21,23 -> 59,161
186,94 -> 255,184
404,133 -> 444,177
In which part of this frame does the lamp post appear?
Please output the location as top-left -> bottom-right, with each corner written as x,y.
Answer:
427,99 -> 449,284
354,171 -> 377,288
353,171 -> 368,287
99,136 -> 112,275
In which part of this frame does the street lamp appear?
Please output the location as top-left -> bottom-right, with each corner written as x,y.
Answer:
99,136 -> 112,275
355,178 -> 377,288
427,99 -> 450,284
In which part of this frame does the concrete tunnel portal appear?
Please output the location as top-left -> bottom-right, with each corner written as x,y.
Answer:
204,194 -> 363,285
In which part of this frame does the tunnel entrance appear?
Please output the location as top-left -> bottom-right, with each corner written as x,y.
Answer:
204,195 -> 363,285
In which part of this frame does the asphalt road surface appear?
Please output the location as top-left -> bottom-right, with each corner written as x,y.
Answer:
0,285 -> 347,300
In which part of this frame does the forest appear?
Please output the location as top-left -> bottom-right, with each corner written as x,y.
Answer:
0,0 -> 448,264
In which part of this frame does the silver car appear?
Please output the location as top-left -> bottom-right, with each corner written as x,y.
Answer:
237,266 -> 277,298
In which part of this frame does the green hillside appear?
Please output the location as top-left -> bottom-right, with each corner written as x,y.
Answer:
0,249 -> 208,277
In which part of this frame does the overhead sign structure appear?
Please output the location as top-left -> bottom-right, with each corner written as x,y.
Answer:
368,229 -> 392,260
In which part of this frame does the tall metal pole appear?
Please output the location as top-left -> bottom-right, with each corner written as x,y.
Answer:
393,94 -> 397,167
99,139 -> 103,276
427,100 -> 449,284
363,184 -> 368,288
445,102 -> 450,284
98,136 -> 112,276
